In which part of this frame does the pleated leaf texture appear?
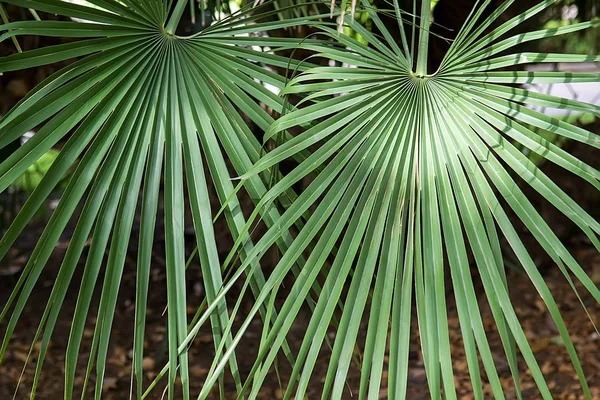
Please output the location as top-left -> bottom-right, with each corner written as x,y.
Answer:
220,0 -> 600,399
0,0 -> 330,398
0,0 -> 600,399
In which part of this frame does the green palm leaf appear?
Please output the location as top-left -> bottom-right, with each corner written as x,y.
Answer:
194,0 -> 600,398
0,1 -> 330,398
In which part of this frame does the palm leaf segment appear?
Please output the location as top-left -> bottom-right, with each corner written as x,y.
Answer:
205,0 -> 600,398
0,0 -> 330,398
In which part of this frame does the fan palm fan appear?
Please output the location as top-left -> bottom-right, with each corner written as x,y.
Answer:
190,0 -> 600,399
0,0 -> 333,398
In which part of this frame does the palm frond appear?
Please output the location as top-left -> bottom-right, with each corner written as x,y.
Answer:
0,1 -> 328,398
197,0 -> 600,398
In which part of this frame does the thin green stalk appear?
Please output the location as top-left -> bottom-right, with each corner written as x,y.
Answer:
0,3 -> 22,52
415,0 -> 431,76
165,0 -> 189,34
28,8 -> 41,21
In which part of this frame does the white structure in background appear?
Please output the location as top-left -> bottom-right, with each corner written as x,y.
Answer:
64,0 -> 111,23
523,62 -> 600,117
21,131 -> 35,143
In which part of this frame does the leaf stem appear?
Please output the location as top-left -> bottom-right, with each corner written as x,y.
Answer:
165,0 -> 189,34
0,3 -> 22,53
415,0 -> 431,76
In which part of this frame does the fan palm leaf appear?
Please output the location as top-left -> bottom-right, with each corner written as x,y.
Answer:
0,1 -> 333,398
189,0 -> 600,398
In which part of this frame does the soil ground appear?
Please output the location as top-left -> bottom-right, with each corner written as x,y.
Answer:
1,212 -> 600,400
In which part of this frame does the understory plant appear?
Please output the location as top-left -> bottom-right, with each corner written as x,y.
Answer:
0,0 -> 599,399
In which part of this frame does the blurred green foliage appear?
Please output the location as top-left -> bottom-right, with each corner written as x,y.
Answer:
539,0 -> 599,54
13,149 -> 60,192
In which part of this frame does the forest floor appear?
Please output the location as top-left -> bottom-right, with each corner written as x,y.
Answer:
1,216 -> 600,400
